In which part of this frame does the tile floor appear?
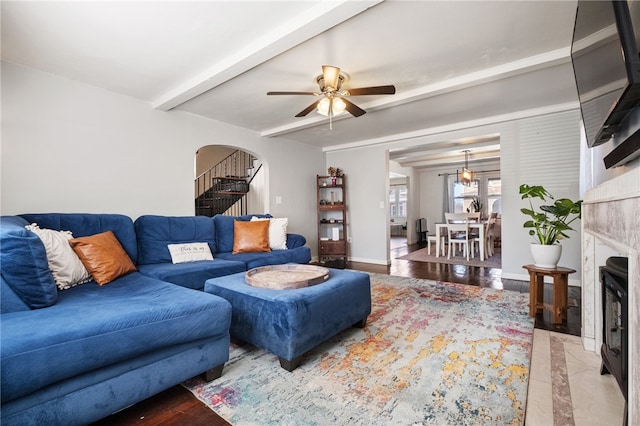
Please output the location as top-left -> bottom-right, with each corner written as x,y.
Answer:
526,329 -> 626,426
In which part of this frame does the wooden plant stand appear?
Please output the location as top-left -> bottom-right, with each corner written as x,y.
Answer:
523,264 -> 576,324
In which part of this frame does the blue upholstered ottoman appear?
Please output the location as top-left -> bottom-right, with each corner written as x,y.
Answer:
204,268 -> 371,371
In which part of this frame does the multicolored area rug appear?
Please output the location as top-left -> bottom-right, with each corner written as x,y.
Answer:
184,273 -> 533,425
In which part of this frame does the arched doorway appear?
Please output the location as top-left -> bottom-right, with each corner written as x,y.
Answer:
194,145 -> 264,216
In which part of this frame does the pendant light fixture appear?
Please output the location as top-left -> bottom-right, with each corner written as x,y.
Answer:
457,150 -> 474,186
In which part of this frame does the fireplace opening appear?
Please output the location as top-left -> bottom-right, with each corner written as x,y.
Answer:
599,256 -> 628,425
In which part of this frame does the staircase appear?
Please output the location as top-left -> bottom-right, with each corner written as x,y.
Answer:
195,150 -> 261,217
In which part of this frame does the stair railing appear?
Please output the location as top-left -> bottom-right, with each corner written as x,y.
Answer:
195,150 -> 262,216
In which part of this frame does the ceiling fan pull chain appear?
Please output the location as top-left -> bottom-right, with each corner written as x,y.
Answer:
329,99 -> 334,130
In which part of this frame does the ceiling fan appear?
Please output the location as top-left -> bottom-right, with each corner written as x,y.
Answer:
267,65 -> 396,128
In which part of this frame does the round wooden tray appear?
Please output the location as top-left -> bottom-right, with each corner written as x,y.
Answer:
245,264 -> 331,290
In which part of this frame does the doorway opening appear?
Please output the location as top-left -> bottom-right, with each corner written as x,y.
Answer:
389,177 -> 408,250
194,145 -> 264,216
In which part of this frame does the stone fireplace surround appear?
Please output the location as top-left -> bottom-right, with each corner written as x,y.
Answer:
582,167 -> 639,424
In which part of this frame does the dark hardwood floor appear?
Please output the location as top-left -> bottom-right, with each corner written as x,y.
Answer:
93,239 -> 581,425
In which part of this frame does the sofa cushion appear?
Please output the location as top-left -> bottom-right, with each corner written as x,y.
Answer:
135,215 -> 217,264
19,214 -> 138,264
137,258 -> 247,290
232,220 -> 271,254
0,272 -> 232,403
213,214 -> 271,253
0,216 -> 57,309
25,224 -> 91,290
69,231 -> 137,285
216,246 -> 312,269
1,277 -> 30,313
286,233 -> 307,249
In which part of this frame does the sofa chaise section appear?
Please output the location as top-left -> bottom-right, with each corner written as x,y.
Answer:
1,272 -> 232,425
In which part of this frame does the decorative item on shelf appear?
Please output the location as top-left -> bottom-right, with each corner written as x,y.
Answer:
520,184 -> 582,268
328,167 -> 343,185
456,150 -> 475,186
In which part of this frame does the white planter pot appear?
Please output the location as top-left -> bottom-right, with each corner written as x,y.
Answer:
530,243 -> 562,269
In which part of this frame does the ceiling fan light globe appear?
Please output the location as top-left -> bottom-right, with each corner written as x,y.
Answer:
332,98 -> 346,115
317,97 -> 331,116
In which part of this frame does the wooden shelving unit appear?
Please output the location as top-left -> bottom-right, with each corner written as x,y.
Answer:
316,174 -> 347,267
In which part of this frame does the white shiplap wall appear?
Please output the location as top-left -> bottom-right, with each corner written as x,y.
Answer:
519,113 -> 582,197
501,109 -> 582,283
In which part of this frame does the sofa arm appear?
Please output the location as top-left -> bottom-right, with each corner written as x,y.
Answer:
286,233 -> 306,249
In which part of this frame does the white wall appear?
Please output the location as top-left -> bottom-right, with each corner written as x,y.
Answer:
326,109 -> 583,282
325,148 -> 389,264
1,61 -> 588,274
1,62 -> 324,249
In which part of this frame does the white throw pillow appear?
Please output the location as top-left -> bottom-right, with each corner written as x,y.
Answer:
25,223 -> 91,290
251,217 -> 288,250
167,242 -> 214,264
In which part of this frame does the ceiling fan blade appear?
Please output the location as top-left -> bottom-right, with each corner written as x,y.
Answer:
267,91 -> 316,95
322,65 -> 341,89
295,100 -> 320,117
347,85 -> 396,96
342,98 -> 366,117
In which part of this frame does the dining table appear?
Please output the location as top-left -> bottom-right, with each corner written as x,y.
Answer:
435,222 -> 487,261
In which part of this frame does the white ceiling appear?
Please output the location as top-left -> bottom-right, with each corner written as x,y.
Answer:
1,0 -> 580,168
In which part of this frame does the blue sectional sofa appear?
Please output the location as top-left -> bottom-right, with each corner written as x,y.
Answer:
0,213 -> 311,425
135,214 -> 311,290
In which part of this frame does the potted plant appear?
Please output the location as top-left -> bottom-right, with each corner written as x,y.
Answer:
519,184 -> 582,268
467,196 -> 483,214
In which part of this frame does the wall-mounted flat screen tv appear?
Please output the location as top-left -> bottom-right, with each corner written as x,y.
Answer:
570,0 -> 640,149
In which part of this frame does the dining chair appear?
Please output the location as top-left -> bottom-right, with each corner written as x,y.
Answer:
485,215 -> 498,257
466,212 -> 482,243
447,222 -> 470,260
445,212 -> 468,223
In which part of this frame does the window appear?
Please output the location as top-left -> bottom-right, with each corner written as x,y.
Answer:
487,178 -> 502,215
389,185 -> 407,219
448,174 -> 501,217
452,180 -> 479,213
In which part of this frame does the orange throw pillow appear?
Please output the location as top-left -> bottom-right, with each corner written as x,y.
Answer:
69,231 -> 137,285
232,220 -> 271,254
